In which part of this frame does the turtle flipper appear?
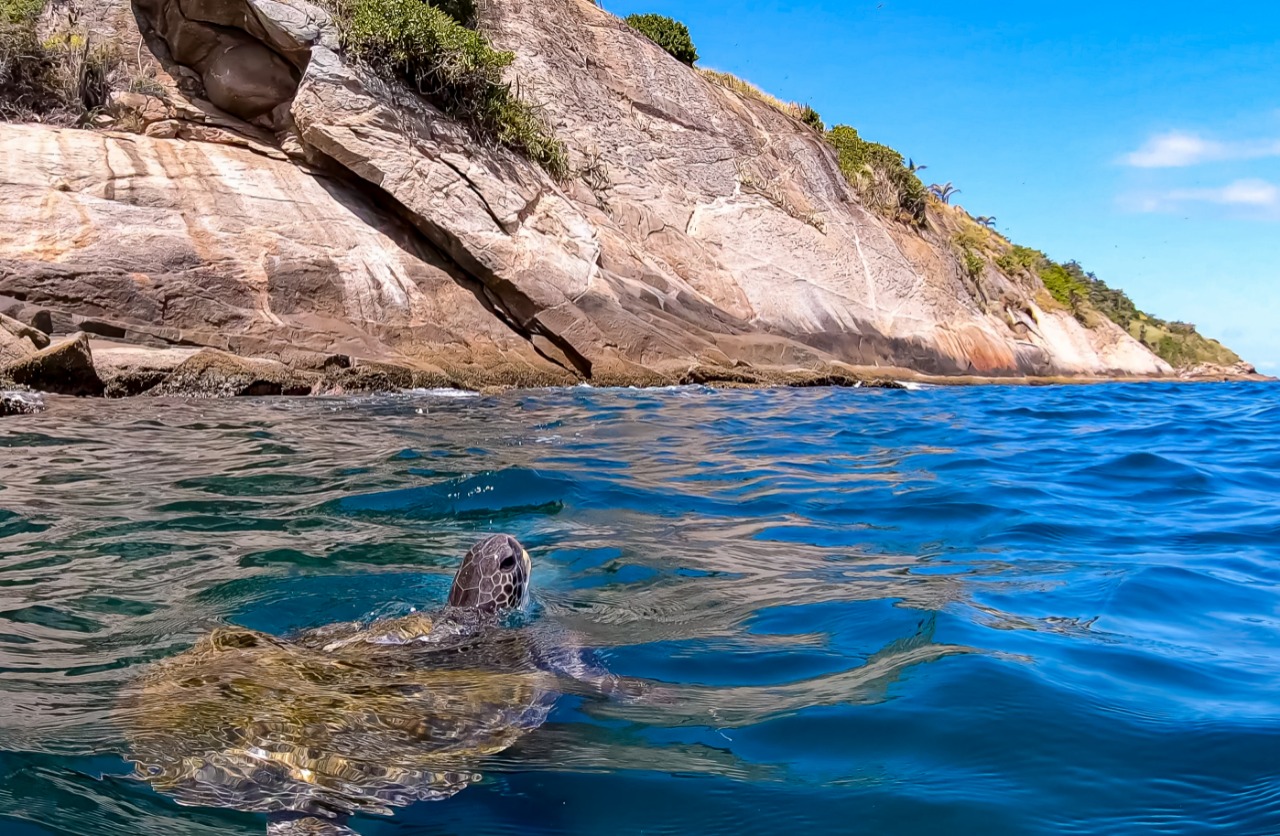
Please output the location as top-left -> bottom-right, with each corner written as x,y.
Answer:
524,624 -> 656,704
266,812 -> 357,835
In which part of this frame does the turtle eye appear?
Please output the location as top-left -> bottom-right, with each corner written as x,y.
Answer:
499,554 -> 516,570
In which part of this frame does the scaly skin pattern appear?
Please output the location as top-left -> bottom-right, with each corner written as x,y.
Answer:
122,535 -> 553,824
123,624 -> 554,817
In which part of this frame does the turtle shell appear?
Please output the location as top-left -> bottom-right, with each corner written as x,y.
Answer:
123,618 -> 554,819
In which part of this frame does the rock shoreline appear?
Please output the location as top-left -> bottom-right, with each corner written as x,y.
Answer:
1,327 -> 1269,413
0,330 -> 927,401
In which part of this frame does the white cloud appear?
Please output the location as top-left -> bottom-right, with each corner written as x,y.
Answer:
1167,179 -> 1280,207
1125,132 -> 1225,167
1126,179 -> 1280,216
1122,131 -> 1280,168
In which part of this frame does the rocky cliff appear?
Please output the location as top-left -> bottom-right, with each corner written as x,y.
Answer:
0,0 -> 1180,394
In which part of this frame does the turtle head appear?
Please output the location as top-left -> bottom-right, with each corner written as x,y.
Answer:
447,534 -> 531,614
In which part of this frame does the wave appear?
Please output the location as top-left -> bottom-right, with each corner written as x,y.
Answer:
1,381 -> 1278,834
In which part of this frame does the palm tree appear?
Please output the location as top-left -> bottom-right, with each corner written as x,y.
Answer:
929,182 -> 960,204
907,158 -> 927,174
975,215 -> 997,228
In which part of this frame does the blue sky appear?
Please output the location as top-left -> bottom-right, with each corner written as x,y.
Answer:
602,0 -> 1280,370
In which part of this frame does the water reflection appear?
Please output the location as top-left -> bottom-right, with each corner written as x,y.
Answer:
1,383 -> 1278,835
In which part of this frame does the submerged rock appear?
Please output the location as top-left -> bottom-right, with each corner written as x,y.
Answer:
0,390 -> 44,416
0,333 -> 104,396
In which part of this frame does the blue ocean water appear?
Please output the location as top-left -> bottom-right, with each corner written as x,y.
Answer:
1,382 -> 1278,835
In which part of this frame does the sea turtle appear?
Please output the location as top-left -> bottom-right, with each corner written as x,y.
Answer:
123,534 -> 605,835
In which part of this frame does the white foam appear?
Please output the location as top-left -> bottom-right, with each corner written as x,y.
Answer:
403,388 -> 481,399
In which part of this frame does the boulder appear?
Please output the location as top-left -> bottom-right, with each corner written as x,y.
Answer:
0,312 -> 49,367
0,325 -> 37,368
90,341 -> 203,397
0,333 -> 104,396
148,348 -> 317,397
1,312 -> 50,349
0,302 -> 54,337
315,359 -> 422,395
109,90 -> 172,124
203,41 -> 299,120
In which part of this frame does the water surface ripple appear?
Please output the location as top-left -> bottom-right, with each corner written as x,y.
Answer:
1,383 -> 1278,835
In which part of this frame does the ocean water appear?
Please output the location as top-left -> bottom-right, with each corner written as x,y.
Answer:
1,382 -> 1278,836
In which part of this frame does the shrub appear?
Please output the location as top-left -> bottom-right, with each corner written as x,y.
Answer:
1,0 -> 119,123
962,247 -> 984,280
826,124 -> 926,225
1085,275 -> 1138,329
700,70 -> 831,138
2,0 -> 52,118
1,0 -> 43,24
953,223 -> 989,253
995,245 -> 1043,276
1133,314 -> 1239,367
1038,262 -> 1088,310
626,13 -> 698,65
799,104 -> 823,132
430,0 -> 474,25
1,20 -> 56,118
333,0 -> 567,178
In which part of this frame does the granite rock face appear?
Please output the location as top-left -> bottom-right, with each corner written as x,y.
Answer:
0,122 -> 573,389
477,0 -> 1169,378
0,0 -> 1173,394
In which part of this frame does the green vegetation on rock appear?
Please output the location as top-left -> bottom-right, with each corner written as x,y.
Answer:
1038,261 -> 1087,310
625,13 -> 698,65
798,104 -> 824,132
994,245 -> 1041,277
0,0 -> 51,117
989,240 -> 1237,367
1,0 -> 43,24
699,68 -> 807,122
1129,315 -> 1239,368
332,0 -> 567,178
1,0 -> 117,123
826,125 -> 927,226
